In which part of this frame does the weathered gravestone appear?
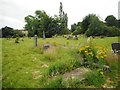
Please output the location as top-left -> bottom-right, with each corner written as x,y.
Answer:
34,35 -> 37,47
111,42 -> 120,54
73,35 -> 78,40
103,65 -> 110,74
67,35 -> 73,40
43,44 -> 50,49
43,31 -> 45,39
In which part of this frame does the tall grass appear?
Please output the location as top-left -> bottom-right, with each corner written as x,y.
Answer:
1,36 -> 118,88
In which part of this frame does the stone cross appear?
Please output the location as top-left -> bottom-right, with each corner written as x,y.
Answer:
34,35 -> 37,47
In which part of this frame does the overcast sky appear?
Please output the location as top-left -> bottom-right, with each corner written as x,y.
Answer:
0,0 -> 119,29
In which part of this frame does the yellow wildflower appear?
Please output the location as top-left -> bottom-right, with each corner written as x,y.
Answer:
100,71 -> 103,75
85,51 -> 88,53
85,45 -> 89,48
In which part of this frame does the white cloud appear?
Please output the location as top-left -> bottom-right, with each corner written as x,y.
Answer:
0,0 -> 119,29
0,15 -> 24,29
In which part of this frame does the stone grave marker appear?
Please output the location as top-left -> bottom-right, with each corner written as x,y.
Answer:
43,31 -> 45,39
111,42 -> 120,54
73,35 -> 78,40
43,44 -> 50,50
34,35 -> 37,47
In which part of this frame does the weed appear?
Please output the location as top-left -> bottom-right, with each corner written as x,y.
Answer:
45,76 -> 66,88
15,37 -> 19,43
86,70 -> 106,87
65,77 -> 82,88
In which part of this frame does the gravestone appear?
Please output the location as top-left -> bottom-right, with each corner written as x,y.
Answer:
67,35 -> 73,40
43,44 -> 50,49
73,35 -> 78,40
103,65 -> 110,74
111,42 -> 120,54
43,31 -> 45,39
34,35 -> 37,47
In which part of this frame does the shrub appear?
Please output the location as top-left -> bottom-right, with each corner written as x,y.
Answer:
15,37 -> 19,43
86,70 -> 106,87
47,61 -> 70,76
45,76 -> 66,88
65,77 -> 82,88
79,38 -> 107,68
46,58 -> 81,76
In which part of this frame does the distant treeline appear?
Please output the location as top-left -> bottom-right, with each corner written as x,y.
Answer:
0,26 -> 25,38
71,14 -> 120,37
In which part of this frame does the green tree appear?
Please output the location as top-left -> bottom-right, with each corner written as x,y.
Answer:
24,15 -> 35,37
84,14 -> 108,37
117,19 -> 120,28
1,26 -> 14,37
73,26 -> 82,35
59,2 -> 69,34
71,23 -> 77,32
81,15 -> 91,34
24,2 -> 69,37
105,15 -> 117,27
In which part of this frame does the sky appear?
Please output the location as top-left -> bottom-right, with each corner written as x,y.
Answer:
0,0 -> 120,29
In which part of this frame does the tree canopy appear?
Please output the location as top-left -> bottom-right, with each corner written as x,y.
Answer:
24,2 -> 69,38
71,14 -> 120,37
1,26 -> 24,38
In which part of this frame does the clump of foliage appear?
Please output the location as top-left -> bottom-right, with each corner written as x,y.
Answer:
46,58 -> 81,76
65,76 -> 82,88
79,37 -> 107,68
71,14 -> 120,37
44,76 -> 66,88
86,70 -> 106,87
15,37 -> 19,43
25,2 -> 69,38
1,26 -> 25,38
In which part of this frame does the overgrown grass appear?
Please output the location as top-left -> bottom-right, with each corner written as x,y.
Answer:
86,70 -> 106,87
2,36 -> 119,88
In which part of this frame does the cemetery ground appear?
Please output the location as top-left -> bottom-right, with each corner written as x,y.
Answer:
2,36 -> 120,88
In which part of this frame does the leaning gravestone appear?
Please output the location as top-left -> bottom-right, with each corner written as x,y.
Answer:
34,35 -> 37,47
111,42 -> 120,54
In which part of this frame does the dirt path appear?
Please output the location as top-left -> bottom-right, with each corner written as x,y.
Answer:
63,67 -> 90,81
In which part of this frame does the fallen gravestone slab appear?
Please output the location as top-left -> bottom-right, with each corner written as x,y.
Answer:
63,67 -> 90,81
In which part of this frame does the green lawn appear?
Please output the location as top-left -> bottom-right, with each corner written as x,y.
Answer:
2,36 -> 119,88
